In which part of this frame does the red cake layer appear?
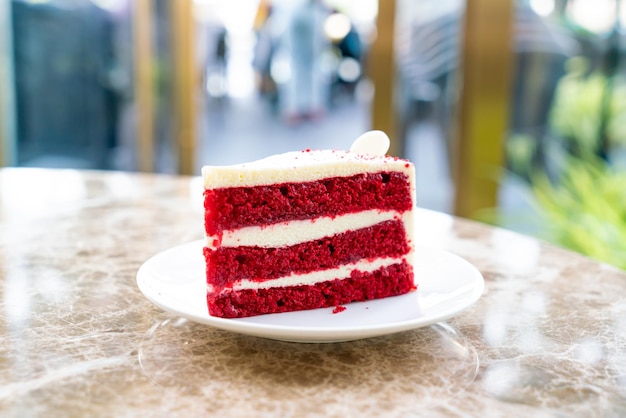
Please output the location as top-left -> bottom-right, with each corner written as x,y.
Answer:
204,172 -> 412,235
205,219 -> 410,287
207,261 -> 415,318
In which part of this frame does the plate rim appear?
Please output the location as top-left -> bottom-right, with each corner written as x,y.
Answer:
136,240 -> 484,342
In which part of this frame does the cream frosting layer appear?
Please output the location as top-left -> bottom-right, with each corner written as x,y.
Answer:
206,209 -> 413,250
207,256 -> 408,292
202,149 -> 415,189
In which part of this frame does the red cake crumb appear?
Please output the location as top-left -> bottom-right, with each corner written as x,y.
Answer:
204,172 -> 412,234
332,306 -> 347,314
207,261 -> 415,318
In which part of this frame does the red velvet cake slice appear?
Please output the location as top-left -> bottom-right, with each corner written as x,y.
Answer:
202,131 -> 416,318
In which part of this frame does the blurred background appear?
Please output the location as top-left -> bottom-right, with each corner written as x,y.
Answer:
1,0 -> 626,268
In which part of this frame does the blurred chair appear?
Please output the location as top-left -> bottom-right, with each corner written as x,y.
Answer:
371,0 -> 516,218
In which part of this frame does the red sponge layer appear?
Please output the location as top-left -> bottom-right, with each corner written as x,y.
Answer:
207,261 -> 415,318
205,219 -> 409,287
204,172 -> 412,235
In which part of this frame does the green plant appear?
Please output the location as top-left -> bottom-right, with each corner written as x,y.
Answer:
496,57 -> 626,270
530,157 -> 626,269
549,57 -> 626,154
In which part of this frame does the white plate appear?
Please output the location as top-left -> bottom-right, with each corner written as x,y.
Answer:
136,240 -> 484,343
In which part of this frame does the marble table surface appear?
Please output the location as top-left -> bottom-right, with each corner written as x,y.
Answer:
0,167 -> 625,417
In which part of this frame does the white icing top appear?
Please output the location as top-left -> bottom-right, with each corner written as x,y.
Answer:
202,132 -> 413,189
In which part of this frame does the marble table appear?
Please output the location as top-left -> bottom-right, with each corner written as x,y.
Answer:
0,167 -> 625,417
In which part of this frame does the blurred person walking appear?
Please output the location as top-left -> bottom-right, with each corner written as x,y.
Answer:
280,0 -> 331,125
